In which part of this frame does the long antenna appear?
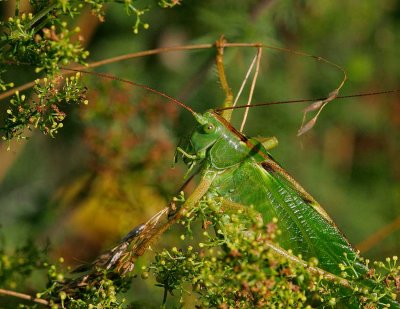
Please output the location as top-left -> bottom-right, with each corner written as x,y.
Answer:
61,68 -> 196,115
216,89 -> 400,111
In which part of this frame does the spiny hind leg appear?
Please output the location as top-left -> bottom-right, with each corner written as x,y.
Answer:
87,175 -> 215,276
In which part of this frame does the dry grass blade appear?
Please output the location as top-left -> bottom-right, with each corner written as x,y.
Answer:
297,115 -> 318,136
297,89 -> 340,136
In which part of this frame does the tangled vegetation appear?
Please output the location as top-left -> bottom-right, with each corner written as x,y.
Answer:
1,195 -> 399,307
1,1 -> 399,308
0,0 -> 180,142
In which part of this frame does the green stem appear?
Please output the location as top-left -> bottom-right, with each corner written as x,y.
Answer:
15,0 -> 20,16
27,2 -> 59,28
162,287 -> 168,305
33,16 -> 55,35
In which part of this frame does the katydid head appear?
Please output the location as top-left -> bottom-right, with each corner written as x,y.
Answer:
178,110 -> 254,170
187,111 -> 225,156
180,109 -> 275,170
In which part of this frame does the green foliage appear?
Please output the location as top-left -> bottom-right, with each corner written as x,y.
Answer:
0,235 -> 132,308
0,197 -> 399,307
0,238 -> 47,289
39,267 -> 130,309
0,0 -> 180,142
144,197 -> 400,308
2,14 -> 88,75
2,74 -> 86,145
0,1 -> 399,308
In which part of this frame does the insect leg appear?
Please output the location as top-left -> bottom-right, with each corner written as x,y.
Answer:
176,146 -> 197,160
91,174 -> 216,276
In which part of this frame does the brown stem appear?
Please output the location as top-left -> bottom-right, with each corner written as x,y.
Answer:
1,41 -> 343,103
0,288 -> 50,306
0,44 -> 213,102
215,36 -> 233,121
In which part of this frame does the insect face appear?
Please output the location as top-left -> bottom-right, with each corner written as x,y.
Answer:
185,111 -> 223,157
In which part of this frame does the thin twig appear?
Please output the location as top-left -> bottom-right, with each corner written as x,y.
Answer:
0,288 -> 49,306
27,3 -> 57,28
0,44 -> 213,102
86,43 -> 213,69
0,81 -> 36,102
0,40 -> 363,112
215,37 -> 234,121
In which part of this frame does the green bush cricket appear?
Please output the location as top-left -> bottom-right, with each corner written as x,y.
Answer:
65,41 -> 400,307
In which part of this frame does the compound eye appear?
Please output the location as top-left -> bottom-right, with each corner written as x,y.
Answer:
203,123 -> 216,134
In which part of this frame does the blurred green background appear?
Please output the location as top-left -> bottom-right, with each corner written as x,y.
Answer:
0,0 -> 399,306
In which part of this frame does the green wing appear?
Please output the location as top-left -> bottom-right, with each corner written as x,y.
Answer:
259,161 -> 367,275
210,159 -> 366,277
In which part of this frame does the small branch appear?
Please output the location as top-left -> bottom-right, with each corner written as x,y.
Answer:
1,41 -> 343,105
27,3 -> 58,28
0,43 -> 214,102
86,43 -> 213,69
0,288 -> 49,306
0,80 -> 35,102
215,36 -> 233,122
